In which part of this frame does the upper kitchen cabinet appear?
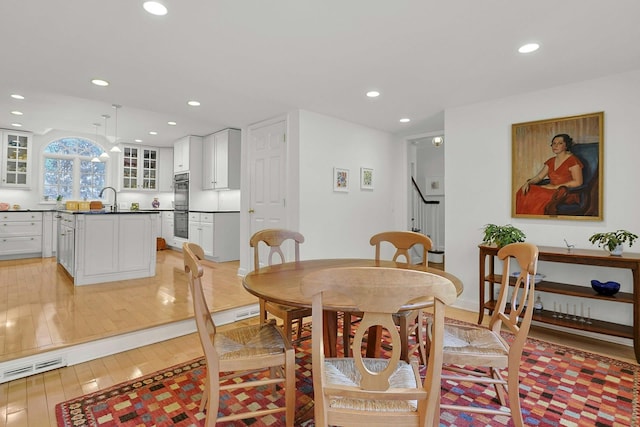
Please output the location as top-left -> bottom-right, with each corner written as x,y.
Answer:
120,145 -> 160,191
1,130 -> 32,188
202,128 -> 241,190
158,147 -> 174,192
173,135 -> 202,176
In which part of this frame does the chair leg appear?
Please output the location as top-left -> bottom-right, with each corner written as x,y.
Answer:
295,317 -> 304,342
414,312 -> 427,365
399,315 -> 409,362
283,315 -> 293,344
342,312 -> 352,357
199,375 -> 209,412
284,348 -> 295,427
506,368 -> 525,427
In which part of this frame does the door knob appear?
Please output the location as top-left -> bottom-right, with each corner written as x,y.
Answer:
248,209 -> 255,214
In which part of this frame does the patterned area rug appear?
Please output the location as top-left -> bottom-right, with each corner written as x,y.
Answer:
56,325 -> 639,427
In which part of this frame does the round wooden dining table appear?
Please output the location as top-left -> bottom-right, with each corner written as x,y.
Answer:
242,258 -> 464,357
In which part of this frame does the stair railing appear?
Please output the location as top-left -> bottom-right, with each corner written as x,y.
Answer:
411,177 -> 440,249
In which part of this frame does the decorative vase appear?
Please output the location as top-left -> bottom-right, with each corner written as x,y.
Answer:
152,197 -> 160,209
606,245 -> 623,256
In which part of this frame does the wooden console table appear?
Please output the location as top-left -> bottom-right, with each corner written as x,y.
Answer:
478,244 -> 640,363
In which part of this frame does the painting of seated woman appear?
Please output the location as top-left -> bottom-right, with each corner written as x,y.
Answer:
511,113 -> 603,220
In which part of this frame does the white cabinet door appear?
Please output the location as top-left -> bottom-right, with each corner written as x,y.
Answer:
173,137 -> 189,173
202,129 -> 241,190
1,130 -> 32,188
202,134 -> 215,190
158,147 -> 174,192
121,145 -> 159,191
200,222 -> 214,256
161,211 -> 174,246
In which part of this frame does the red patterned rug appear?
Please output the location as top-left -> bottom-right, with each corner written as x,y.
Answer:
56,326 -> 639,427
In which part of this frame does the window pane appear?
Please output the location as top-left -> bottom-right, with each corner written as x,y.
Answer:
80,160 -> 106,199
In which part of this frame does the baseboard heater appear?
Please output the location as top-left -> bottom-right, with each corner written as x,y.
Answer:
2,356 -> 67,383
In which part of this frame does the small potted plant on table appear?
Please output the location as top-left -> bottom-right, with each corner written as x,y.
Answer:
481,224 -> 526,248
588,229 -> 637,256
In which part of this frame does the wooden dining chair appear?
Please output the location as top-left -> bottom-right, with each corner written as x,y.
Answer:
250,228 -> 312,344
183,242 -> 295,427
343,230 -> 433,363
431,242 -> 539,427
301,266 -> 457,427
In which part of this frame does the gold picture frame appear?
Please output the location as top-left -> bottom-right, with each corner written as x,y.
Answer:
511,112 -> 603,220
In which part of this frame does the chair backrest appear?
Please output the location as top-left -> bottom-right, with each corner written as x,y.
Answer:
183,242 -> 219,369
491,242 -> 539,351
301,267 -> 457,417
250,229 -> 304,271
370,231 -> 433,266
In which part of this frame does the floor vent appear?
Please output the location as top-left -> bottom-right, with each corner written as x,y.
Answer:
235,307 -> 260,320
2,356 -> 67,382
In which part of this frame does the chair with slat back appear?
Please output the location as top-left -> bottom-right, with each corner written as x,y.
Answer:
250,229 -> 313,344
183,242 -> 295,427
343,231 -> 433,363
301,266 -> 457,427
429,242 -> 539,427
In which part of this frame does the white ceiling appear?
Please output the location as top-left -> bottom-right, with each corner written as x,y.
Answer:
1,0 -> 640,147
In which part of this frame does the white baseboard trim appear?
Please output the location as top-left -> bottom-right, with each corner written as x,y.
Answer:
0,303 -> 259,384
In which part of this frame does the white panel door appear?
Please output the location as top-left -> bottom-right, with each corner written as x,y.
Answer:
248,119 -> 287,263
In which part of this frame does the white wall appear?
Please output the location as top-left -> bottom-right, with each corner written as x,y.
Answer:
297,110 -> 406,260
445,69 -> 640,332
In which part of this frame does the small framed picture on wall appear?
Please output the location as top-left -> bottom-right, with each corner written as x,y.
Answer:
333,167 -> 349,192
360,167 -> 374,190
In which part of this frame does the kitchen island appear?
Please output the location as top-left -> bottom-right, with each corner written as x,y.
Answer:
57,210 -> 160,286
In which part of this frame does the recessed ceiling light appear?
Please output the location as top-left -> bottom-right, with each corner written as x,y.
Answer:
518,43 -> 540,54
135,139 -> 143,143
399,118 -> 411,123
11,111 -> 23,116
11,123 -> 22,127
167,121 -> 177,126
91,78 -> 110,87
366,91 -> 380,98
10,94 -> 25,100
187,100 -> 201,107
149,131 -> 158,135
143,1 -> 168,16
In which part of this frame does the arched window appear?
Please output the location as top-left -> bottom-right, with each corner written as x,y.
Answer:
43,137 -> 108,200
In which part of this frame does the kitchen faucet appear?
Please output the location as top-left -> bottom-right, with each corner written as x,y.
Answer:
99,187 -> 118,212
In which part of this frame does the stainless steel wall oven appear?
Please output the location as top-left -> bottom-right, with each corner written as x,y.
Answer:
173,172 -> 189,239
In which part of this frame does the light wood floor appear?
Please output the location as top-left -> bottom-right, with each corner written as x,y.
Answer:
0,253 -> 636,426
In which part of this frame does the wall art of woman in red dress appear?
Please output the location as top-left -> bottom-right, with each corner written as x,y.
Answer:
515,134 -> 584,215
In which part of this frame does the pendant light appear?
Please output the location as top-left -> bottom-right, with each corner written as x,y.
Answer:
110,104 -> 122,153
95,122 -> 109,160
91,122 -> 102,162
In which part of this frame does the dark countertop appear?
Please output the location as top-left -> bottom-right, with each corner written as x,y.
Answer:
1,209 -> 56,213
2,209 -> 240,214
188,210 -> 240,213
57,210 -> 161,215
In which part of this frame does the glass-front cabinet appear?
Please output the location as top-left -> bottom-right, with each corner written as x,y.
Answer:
121,145 -> 158,191
1,130 -> 32,188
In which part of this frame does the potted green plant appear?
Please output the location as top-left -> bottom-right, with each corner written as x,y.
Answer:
481,224 -> 526,248
588,229 -> 638,256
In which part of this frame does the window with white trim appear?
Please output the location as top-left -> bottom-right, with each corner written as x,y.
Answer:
43,137 -> 108,200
